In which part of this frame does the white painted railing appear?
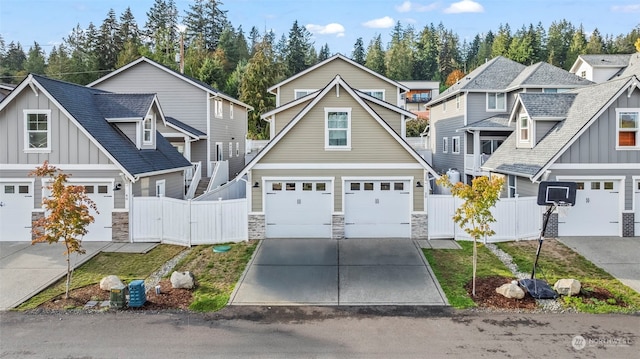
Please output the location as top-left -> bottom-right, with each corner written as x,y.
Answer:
131,196 -> 247,246
207,160 -> 229,192
184,161 -> 202,199
427,195 -> 542,242
195,178 -> 246,201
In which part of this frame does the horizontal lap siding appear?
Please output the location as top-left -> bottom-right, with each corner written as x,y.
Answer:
251,168 -> 425,213
278,59 -> 399,105
274,102 -> 312,135
210,98 -> 247,177
367,102 -> 403,134
132,171 -> 184,200
433,114 -> 464,174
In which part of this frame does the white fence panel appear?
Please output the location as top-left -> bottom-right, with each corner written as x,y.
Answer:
132,197 -> 163,242
161,198 -> 190,245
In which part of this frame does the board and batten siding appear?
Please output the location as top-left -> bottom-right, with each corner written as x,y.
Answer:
115,123 -> 137,145
0,88 -> 112,166
208,97 -> 248,177
535,121 -> 557,145
259,88 -> 418,164
250,168 -> 425,213
549,169 -> 638,211
132,171 -> 184,200
277,59 -> 399,105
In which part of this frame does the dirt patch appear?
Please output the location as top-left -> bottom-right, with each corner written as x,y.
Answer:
466,276 -> 537,310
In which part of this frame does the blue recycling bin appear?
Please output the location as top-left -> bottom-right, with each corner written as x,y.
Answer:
128,279 -> 146,307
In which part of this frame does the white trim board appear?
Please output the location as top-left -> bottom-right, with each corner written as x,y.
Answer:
253,163 -> 426,170
550,163 -> 640,170
0,164 -> 120,171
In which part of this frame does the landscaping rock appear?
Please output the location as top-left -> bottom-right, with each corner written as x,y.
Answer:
554,279 -> 581,296
100,275 -> 125,291
496,282 -> 525,299
170,271 -> 195,289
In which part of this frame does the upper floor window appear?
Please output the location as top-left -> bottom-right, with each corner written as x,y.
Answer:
24,110 -> 51,152
325,108 -> 351,150
230,103 -> 234,119
143,116 -> 153,144
214,98 -> 223,118
616,108 -> 639,149
452,136 -> 460,154
442,137 -> 449,153
580,70 -> 586,78
487,92 -> 506,111
294,89 -> 316,99
361,90 -> 384,100
519,115 -> 530,143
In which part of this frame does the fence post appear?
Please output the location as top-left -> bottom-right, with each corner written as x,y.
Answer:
514,194 -> 519,240
216,198 -> 223,242
188,199 -> 192,247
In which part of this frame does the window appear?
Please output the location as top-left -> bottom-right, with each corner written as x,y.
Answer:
84,185 -> 94,194
364,182 -> 374,191
519,115 -> 530,142
214,98 -> 223,118
229,103 -> 234,119
452,136 -> 460,154
316,183 -> 326,191
487,92 -> 506,111
616,109 -> 639,148
236,142 -> 240,157
456,94 -> 460,109
143,116 -> 153,144
580,70 -> 586,78
351,183 -> 360,191
302,183 -> 313,191
4,185 -> 14,194
591,182 -> 601,190
604,182 -> 614,190
272,183 -> 282,191
294,89 -> 316,99
24,110 -> 51,152
481,139 -> 503,154
325,108 -> 351,149
229,143 -> 233,158
381,182 -> 390,191
18,185 -> 29,194
98,185 -> 108,194
394,182 -> 404,191
155,181 -> 165,197
361,90 -> 384,100
508,175 -> 517,198
576,182 -> 585,190
286,183 -> 296,191
442,137 -> 449,153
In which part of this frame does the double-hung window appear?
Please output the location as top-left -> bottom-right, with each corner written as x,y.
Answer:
361,90 -> 384,100
452,136 -> 460,154
519,115 -> 530,143
487,92 -> 506,111
325,108 -> 351,150
142,116 -> 153,144
214,98 -> 223,118
616,108 -> 639,149
24,110 -> 51,152
442,137 -> 449,153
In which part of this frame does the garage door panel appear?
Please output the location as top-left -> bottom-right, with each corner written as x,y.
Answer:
0,182 -> 34,241
266,224 -> 332,238
558,180 -> 619,236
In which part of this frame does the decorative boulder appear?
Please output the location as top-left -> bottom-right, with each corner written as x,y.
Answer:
554,279 -> 581,296
496,282 -> 525,299
171,271 -> 195,289
100,275 -> 125,291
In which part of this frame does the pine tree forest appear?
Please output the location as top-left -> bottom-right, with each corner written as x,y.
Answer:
1,0 -> 639,138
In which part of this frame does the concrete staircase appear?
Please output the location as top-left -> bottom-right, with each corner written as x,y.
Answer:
194,177 -> 210,198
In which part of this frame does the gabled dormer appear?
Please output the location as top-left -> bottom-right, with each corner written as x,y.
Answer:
510,93 -> 577,149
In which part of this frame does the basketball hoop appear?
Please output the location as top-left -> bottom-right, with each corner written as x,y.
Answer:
556,202 -> 571,218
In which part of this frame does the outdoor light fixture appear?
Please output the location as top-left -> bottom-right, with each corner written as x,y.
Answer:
253,182 -> 260,188
113,183 -> 122,191
416,181 -> 423,188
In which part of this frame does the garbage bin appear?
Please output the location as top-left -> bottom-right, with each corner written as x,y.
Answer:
128,279 -> 146,308
109,284 -> 126,309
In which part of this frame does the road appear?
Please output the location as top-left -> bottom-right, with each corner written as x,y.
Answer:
1,307 -> 638,358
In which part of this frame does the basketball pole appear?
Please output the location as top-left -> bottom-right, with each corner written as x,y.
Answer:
531,203 -> 556,279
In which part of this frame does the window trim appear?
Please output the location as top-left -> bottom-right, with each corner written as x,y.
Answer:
236,142 -> 240,157
324,107 -> 352,151
360,89 -> 385,101
23,110 -> 52,153
142,115 -> 154,145
486,92 -> 506,112
452,136 -> 460,154
518,114 -> 531,146
214,98 -> 223,119
228,142 -> 233,158
229,103 -> 234,119
442,137 -> 449,154
615,108 -> 639,150
294,89 -> 317,100
508,175 -> 517,198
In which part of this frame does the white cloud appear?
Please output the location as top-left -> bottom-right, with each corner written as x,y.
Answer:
306,23 -> 346,37
395,1 -> 439,13
362,16 -> 395,29
443,0 -> 484,14
611,4 -> 640,12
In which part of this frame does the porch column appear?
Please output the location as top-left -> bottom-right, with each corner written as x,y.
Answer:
184,136 -> 191,161
473,130 -> 481,171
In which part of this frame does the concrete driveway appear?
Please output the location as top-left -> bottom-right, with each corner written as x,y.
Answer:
230,238 -> 448,306
558,237 -> 640,293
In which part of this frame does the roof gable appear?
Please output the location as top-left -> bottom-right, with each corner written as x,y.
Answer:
507,62 -> 592,90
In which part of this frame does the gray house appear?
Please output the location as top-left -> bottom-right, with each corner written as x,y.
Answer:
483,75 -> 640,237
426,56 -> 592,185
0,74 -> 192,242
88,57 -> 253,187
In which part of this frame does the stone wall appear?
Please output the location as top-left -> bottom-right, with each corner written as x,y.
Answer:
411,214 -> 428,240
332,215 -> 344,240
622,212 -> 634,237
31,212 -> 44,241
248,214 -> 265,240
112,212 -> 129,242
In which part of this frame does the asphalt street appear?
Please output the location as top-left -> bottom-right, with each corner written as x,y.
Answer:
1,307 -> 638,358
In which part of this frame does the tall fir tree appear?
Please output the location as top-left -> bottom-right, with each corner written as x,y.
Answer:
24,42 -> 46,75
351,37 -> 366,64
364,34 -> 386,75
318,43 -> 331,61
491,23 -> 511,57
546,19 -> 574,69
285,20 -> 313,76
585,28 -> 605,54
145,0 -> 179,63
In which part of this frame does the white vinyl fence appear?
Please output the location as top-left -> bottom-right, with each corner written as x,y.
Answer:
428,195 -> 542,242
131,197 -> 247,246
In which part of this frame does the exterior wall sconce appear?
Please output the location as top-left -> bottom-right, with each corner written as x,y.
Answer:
416,181 -> 423,188
253,182 -> 260,188
113,183 -> 122,191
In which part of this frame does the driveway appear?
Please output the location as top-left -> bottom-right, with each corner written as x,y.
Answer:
230,238 -> 448,306
558,237 -> 640,293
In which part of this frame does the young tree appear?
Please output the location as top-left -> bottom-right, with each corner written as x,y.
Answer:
437,175 -> 504,296
30,162 -> 97,299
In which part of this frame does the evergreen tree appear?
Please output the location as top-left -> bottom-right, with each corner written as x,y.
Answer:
318,43 -> 331,61
462,34 -> 480,72
476,30 -> 494,67
351,37 -> 366,64
184,0 -> 228,51
491,23 -> 511,57
96,9 -> 121,71
198,54 -> 225,89
534,22 -> 547,61
385,22 -> 414,80
24,42 -> 46,75
364,34 -> 386,75
566,25 -> 587,68
225,59 -> 247,97
118,7 -> 140,44
547,19 -> 574,69
248,26 -> 261,56
183,35 -> 208,78
45,45 -> 71,80
145,0 -> 179,58
4,41 -> 26,73
507,25 -> 534,64
437,24 -> 461,83
285,20 -> 313,76
414,24 -> 440,80
585,28 -> 605,54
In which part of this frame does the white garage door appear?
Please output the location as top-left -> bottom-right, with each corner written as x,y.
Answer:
0,182 -> 34,241
264,180 -> 333,238
344,180 -> 411,238
558,180 -> 620,236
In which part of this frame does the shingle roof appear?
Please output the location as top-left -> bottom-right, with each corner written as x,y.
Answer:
165,116 -> 207,137
32,74 -> 191,178
94,93 -> 155,119
613,52 -> 640,79
519,93 -> 577,118
508,62 -> 593,89
482,76 -> 634,179
458,116 -> 513,131
579,54 -> 632,67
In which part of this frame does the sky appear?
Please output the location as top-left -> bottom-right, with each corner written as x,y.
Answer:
1,0 -> 640,56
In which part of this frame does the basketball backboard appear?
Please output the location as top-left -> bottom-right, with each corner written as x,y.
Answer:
537,181 -> 577,206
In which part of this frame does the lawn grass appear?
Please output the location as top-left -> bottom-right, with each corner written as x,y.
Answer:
423,241 -> 513,308
173,241 -> 257,312
496,240 -> 640,313
17,244 -> 185,310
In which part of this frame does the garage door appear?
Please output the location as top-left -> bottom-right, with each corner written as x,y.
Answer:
635,180 -> 640,236
264,180 -> 333,238
0,182 -> 34,241
344,180 -> 411,238
558,180 -> 620,236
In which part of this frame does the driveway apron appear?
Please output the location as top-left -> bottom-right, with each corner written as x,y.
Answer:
230,238 -> 448,306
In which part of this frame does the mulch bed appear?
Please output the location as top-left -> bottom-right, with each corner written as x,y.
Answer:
466,276 -> 538,310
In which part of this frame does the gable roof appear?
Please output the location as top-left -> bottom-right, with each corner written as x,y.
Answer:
507,62 -> 592,90
165,116 -> 207,139
458,115 -> 513,131
612,52 -> 640,79
88,57 -> 253,110
482,75 -> 638,181
570,54 -> 633,73
514,93 -> 577,120
1,74 -> 191,181
429,56 -> 526,105
239,75 -> 437,178
267,54 -> 410,94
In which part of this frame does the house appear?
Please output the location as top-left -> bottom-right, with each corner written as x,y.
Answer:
88,57 -> 253,186
398,80 -> 440,119
239,54 -> 438,240
426,56 -> 593,186
482,74 -> 640,237
569,53 -> 634,83
0,74 -> 192,242
0,83 -> 15,102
